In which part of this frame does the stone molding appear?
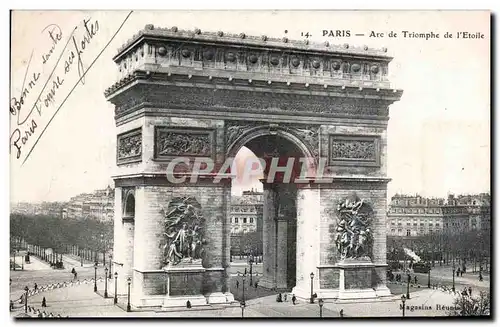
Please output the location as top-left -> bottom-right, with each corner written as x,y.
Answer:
113,173 -> 233,188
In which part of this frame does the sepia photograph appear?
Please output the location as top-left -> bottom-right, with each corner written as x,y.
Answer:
8,10 -> 491,319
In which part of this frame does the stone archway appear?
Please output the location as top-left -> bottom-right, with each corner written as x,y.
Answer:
106,25 -> 403,308
228,129 -> 314,291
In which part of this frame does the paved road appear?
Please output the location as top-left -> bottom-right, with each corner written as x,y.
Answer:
392,268 -> 490,293
12,279 -> 468,318
10,258 -> 108,302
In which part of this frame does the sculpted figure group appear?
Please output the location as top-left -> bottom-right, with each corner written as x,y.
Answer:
334,197 -> 373,260
161,196 -> 206,265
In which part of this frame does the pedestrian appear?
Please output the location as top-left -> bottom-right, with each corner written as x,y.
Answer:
71,267 -> 75,274
41,297 -> 47,308
456,268 -> 460,277
254,281 -> 258,289
340,309 -> 344,317
292,294 -> 296,305
460,270 -> 464,277
479,273 -> 483,282
414,276 -> 417,284
468,287 -> 472,296
276,293 -> 282,302
34,283 -> 38,291
74,272 -> 78,280
284,293 -> 287,302
236,280 -> 239,289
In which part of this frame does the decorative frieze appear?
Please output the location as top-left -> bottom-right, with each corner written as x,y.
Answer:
113,84 -> 389,119
328,135 -> 380,167
117,128 -> 142,165
154,127 -> 215,159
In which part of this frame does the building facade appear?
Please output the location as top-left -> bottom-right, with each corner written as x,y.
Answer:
387,193 -> 490,237
66,186 -> 114,221
230,190 -> 263,234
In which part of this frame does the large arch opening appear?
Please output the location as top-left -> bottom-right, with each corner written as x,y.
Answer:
229,130 -> 313,298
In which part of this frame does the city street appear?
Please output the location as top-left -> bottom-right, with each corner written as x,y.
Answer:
10,254 -> 488,318
391,264 -> 490,294
11,275 -> 464,318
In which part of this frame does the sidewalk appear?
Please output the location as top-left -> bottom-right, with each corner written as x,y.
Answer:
11,254 -> 51,271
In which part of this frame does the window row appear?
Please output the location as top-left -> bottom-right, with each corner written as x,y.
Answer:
231,217 -> 255,224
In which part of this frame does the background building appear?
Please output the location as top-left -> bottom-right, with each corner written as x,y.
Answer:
11,186 -> 115,222
387,193 -> 490,237
230,189 -> 263,234
66,185 -> 114,221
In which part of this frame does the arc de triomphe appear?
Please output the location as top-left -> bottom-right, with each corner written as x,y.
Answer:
106,25 -> 402,309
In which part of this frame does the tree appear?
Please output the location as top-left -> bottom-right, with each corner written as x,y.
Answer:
10,213 -> 113,256
448,291 -> 490,316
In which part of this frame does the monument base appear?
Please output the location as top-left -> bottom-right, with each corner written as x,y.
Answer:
163,260 -> 207,308
337,257 -> 377,300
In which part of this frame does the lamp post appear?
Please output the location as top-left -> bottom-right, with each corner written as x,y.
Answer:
101,234 -> 105,267
240,271 -> 247,304
249,255 -> 254,285
318,298 -> 324,318
406,273 -> 411,299
108,255 -> 112,279
24,286 -> 29,313
401,294 -> 406,317
114,272 -> 118,304
94,262 -> 98,292
240,301 -> 245,318
104,267 -> 109,298
452,263 -> 456,292
310,272 -> 315,304
126,277 -> 131,312
427,264 -> 431,288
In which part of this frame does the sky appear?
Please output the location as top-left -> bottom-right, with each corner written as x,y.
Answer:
9,10 -> 490,202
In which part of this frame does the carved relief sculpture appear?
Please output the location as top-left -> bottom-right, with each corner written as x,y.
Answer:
117,128 -> 142,164
161,196 -> 206,266
334,195 -> 373,260
331,139 -> 376,160
288,125 -> 320,159
329,135 -> 380,167
155,127 -> 214,158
